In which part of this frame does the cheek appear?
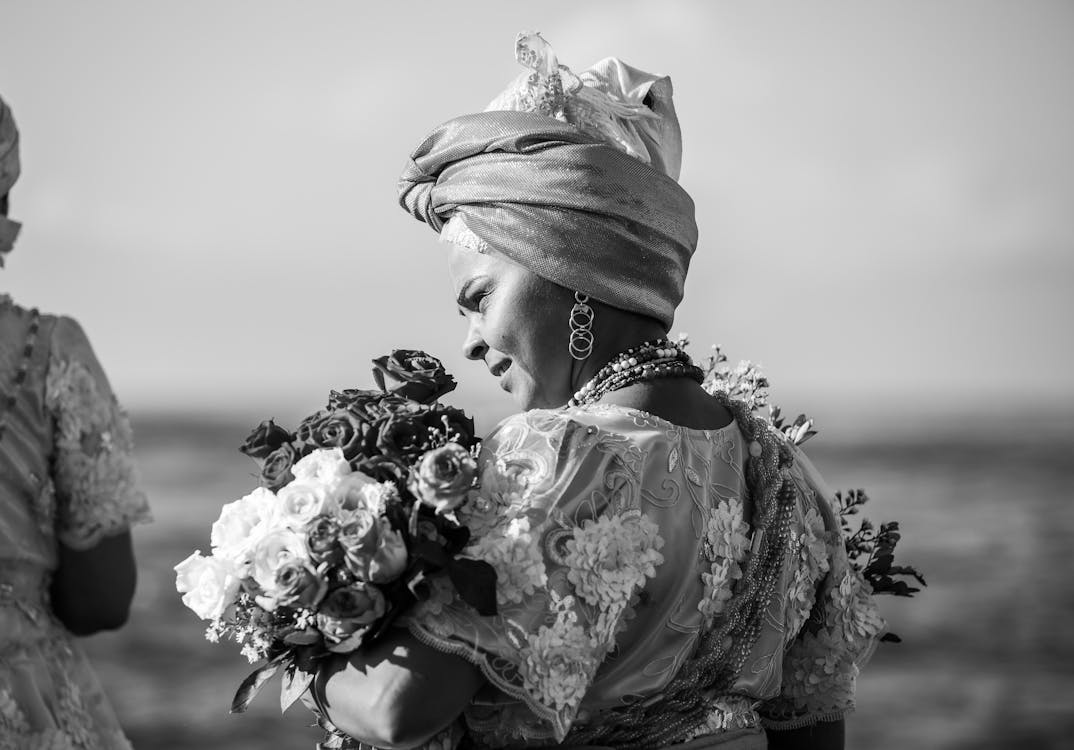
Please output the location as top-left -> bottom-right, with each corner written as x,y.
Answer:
510,306 -> 567,375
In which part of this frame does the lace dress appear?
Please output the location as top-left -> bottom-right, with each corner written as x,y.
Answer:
0,298 -> 150,750
403,403 -> 884,749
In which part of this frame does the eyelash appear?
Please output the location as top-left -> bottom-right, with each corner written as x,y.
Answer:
468,288 -> 489,312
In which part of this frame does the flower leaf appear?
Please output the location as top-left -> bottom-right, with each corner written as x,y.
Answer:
231,651 -> 291,714
413,539 -> 450,568
279,648 -> 318,713
448,557 -> 498,616
282,628 -> 321,646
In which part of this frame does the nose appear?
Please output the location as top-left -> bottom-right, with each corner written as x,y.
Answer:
462,322 -> 488,361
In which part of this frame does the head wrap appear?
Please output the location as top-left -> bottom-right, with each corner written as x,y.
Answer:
397,33 -> 697,328
0,96 -> 21,263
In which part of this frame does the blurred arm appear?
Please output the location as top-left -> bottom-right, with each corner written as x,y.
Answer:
50,530 -> 137,635
766,719 -> 845,750
313,629 -> 485,750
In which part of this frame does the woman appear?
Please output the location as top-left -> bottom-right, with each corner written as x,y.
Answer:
0,95 -> 151,748
309,35 -> 883,750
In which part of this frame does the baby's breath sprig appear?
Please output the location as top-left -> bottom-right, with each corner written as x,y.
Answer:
697,344 -> 770,413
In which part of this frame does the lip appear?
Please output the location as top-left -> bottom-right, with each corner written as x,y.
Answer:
490,361 -> 512,391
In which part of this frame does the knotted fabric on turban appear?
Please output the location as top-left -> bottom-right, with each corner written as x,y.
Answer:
0,96 -> 19,198
398,110 -> 698,328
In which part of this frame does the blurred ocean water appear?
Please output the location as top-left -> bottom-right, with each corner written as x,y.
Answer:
79,412 -> 1074,750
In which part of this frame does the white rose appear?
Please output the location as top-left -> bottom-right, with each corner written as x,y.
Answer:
211,487 -> 277,562
249,529 -> 310,593
175,551 -> 240,621
275,481 -> 331,530
332,472 -> 392,516
291,448 -> 351,486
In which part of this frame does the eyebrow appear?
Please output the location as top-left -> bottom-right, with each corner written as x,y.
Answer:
455,276 -> 486,312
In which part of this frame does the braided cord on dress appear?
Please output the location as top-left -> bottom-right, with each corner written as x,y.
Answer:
560,394 -> 798,749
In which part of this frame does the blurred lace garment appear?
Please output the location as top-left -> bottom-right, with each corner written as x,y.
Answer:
0,296 -> 150,749
404,402 -> 884,749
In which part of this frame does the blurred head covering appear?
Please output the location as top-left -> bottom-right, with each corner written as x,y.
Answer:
0,95 -> 22,265
398,32 -> 697,328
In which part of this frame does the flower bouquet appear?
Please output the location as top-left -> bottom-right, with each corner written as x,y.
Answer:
174,350 -> 497,718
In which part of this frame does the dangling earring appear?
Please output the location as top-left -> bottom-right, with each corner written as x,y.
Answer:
569,292 -> 594,360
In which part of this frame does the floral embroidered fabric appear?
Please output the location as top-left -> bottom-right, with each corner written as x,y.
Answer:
1,304 -> 149,749
405,404 -> 883,748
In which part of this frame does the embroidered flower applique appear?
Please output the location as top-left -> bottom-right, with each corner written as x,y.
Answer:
828,569 -> 884,647
783,627 -> 854,708
698,497 -> 750,625
784,507 -> 830,637
0,688 -> 30,736
467,516 -> 549,607
45,357 -> 149,548
522,593 -> 598,713
563,511 -> 664,611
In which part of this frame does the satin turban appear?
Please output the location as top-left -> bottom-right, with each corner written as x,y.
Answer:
0,96 -> 19,198
398,110 -> 698,329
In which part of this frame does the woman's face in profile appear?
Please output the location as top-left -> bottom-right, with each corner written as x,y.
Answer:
448,245 -> 575,410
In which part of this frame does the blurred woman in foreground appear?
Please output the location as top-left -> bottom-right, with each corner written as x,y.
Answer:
0,95 -> 150,748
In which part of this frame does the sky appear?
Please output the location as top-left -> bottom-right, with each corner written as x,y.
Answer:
1,0 -> 1072,434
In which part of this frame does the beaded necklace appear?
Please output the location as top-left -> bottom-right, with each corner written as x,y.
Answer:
0,294 -> 41,445
569,337 -> 705,407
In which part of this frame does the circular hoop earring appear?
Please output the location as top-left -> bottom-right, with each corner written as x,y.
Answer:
569,292 -> 594,360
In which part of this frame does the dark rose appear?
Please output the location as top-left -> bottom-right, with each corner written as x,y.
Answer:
423,407 -> 477,449
355,455 -> 407,488
371,350 -> 457,404
337,511 -> 407,583
408,443 -> 478,514
328,389 -> 383,418
315,583 -> 386,651
260,443 -> 297,491
329,388 -> 377,410
375,411 -> 431,462
332,390 -> 422,424
306,516 -> 342,565
254,559 -> 326,611
239,419 -> 293,460
295,409 -> 366,460
337,510 -> 379,578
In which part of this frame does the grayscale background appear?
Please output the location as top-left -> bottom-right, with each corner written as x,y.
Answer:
2,1 -> 1071,748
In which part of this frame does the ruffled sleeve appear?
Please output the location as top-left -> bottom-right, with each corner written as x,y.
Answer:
405,409 -> 663,744
758,449 -> 885,730
45,316 -> 150,549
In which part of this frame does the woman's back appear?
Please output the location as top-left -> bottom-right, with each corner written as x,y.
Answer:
0,296 -> 149,749
405,401 -> 883,748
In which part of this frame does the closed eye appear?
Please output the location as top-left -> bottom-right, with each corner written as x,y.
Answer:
456,277 -> 491,315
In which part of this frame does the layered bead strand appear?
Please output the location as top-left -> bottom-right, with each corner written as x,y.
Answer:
0,297 -> 40,444
569,337 -> 704,407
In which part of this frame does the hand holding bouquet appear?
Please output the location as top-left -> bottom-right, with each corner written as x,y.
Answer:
175,350 -> 496,715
